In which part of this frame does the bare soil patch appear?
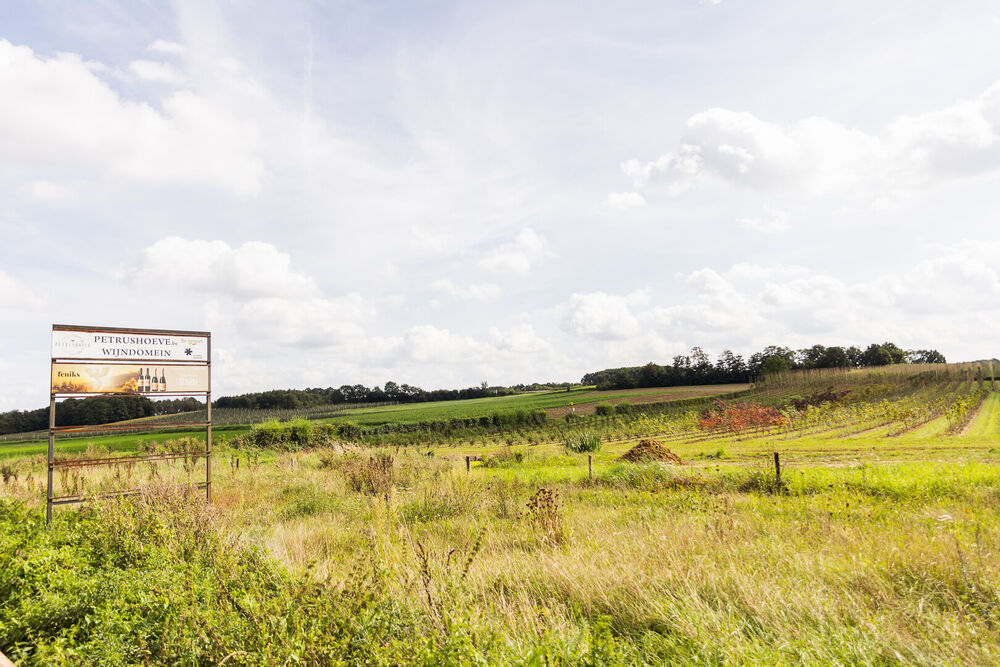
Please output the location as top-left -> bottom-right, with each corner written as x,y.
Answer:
619,439 -> 685,464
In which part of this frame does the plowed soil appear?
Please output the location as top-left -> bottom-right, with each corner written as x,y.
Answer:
619,439 -> 684,464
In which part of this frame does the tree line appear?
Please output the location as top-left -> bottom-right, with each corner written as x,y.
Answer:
0,381 -> 535,435
0,397 -> 204,436
581,342 -> 947,390
214,381 -> 521,410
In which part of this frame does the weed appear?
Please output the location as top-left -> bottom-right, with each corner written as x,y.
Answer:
0,463 -> 15,484
343,453 -> 394,498
525,487 -> 564,545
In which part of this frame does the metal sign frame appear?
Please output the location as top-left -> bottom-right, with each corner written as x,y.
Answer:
47,324 -> 212,523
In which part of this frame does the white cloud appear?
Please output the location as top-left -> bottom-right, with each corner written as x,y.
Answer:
130,237 -> 319,299
128,59 -> 185,85
737,207 -> 790,233
405,325 -> 487,363
0,40 -> 263,196
431,279 -> 502,301
549,243 -> 1000,362
28,179 -> 76,202
410,225 -> 454,256
625,81 -> 1000,199
606,191 -> 647,210
234,295 -> 368,348
647,241 -> 1000,349
488,323 -> 552,354
147,39 -> 186,56
0,269 -> 46,309
561,291 -> 643,340
478,227 -> 551,275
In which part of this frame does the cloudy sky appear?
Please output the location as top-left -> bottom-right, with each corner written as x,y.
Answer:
2,0 -> 1000,410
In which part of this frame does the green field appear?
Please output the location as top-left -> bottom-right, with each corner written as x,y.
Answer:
318,383 -> 749,425
4,366 -> 1000,664
0,425 -> 248,459
0,383 -> 747,456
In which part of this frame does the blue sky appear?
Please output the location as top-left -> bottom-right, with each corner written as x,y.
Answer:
2,0 -> 1000,410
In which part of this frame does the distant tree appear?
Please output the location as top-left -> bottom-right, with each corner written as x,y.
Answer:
907,349 -> 946,364
797,344 -> 827,368
716,350 -> 747,380
816,346 -> 851,368
882,342 -> 907,364
748,345 -> 795,375
611,370 -> 633,389
760,355 -> 792,375
690,347 -> 711,372
638,362 -> 661,387
859,342 -> 907,367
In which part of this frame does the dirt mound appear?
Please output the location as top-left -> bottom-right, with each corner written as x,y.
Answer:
619,439 -> 684,465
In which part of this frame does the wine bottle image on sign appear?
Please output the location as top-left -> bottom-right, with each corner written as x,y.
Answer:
159,368 -> 166,392
152,368 -> 160,393
144,368 -> 151,393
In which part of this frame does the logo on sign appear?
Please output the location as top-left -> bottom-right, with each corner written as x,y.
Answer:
53,333 -> 87,355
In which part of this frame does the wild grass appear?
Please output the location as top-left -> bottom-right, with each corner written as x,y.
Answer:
3,385 -> 1000,663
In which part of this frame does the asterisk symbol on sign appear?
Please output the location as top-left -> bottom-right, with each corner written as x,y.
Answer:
185,348 -> 193,356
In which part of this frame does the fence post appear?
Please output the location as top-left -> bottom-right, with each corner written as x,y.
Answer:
588,454 -> 593,481
465,456 -> 471,473
773,452 -> 781,486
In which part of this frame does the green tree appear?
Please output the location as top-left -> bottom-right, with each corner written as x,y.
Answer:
907,349 -> 946,364
817,346 -> 851,368
760,355 -> 791,375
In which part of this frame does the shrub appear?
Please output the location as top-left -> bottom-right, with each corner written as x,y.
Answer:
481,447 -> 527,468
565,432 -> 601,453
242,419 -> 336,450
595,403 -> 615,416
337,422 -> 363,442
614,402 -> 634,415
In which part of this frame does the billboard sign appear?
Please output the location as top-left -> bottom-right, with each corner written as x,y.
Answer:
47,324 -> 213,522
51,363 -> 209,394
52,326 -> 209,362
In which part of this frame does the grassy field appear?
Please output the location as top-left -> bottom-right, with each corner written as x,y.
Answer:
316,384 -> 749,425
3,367 -> 1000,664
0,383 -> 746,455
0,426 -> 248,459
